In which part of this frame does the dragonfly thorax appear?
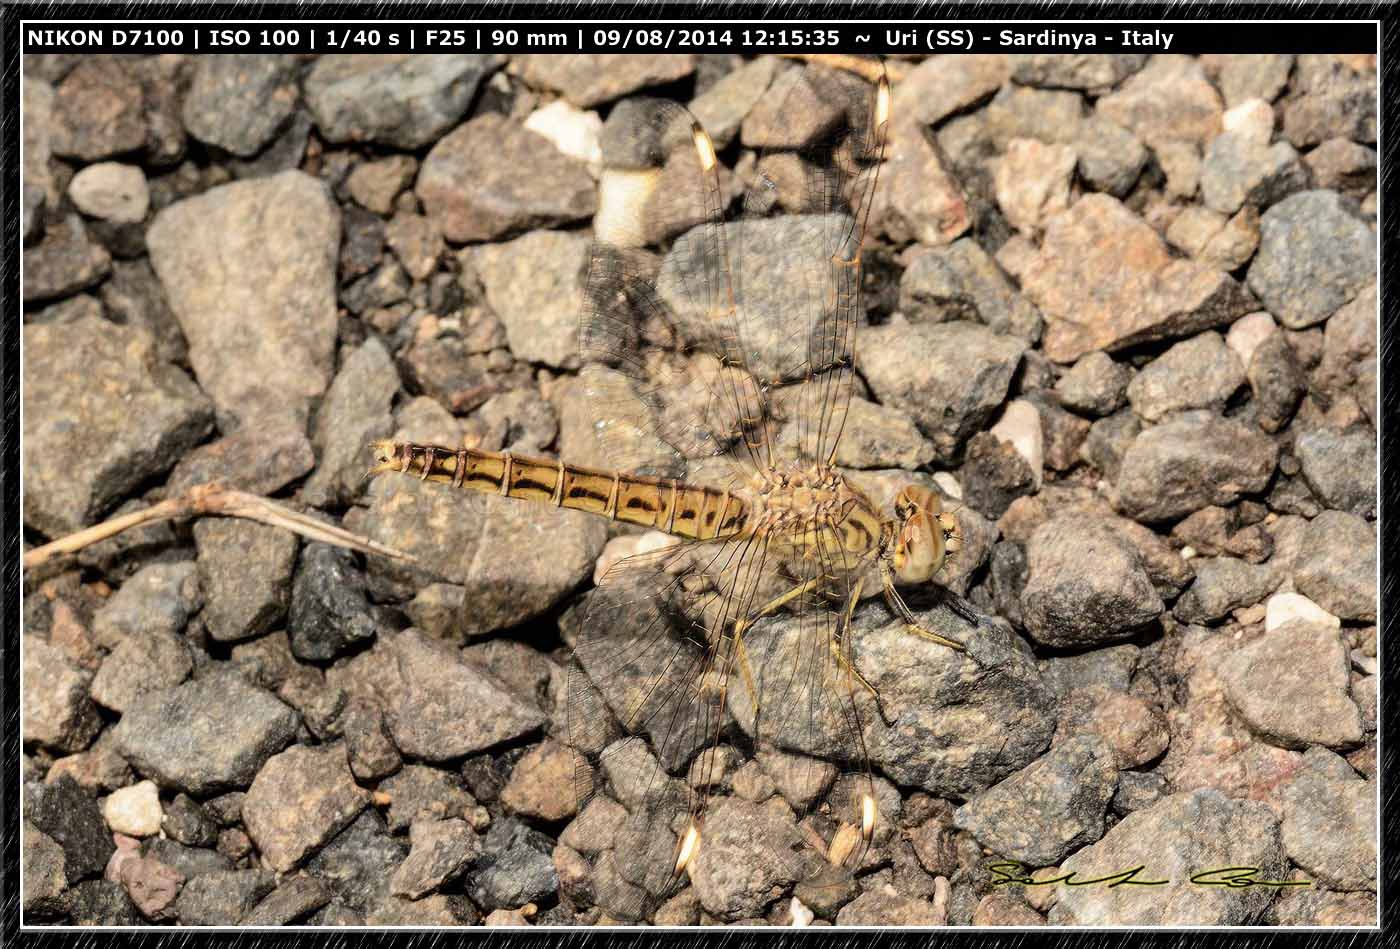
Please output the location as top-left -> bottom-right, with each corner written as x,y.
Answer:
748,465 -> 885,562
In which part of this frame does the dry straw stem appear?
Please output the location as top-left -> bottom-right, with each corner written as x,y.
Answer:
22,482 -> 416,571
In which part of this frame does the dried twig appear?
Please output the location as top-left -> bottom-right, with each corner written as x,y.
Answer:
23,482 -> 416,571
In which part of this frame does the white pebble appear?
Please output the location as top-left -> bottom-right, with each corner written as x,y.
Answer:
932,472 -> 963,501
1226,312 -> 1278,366
1265,592 -> 1340,632
1221,98 -> 1275,146
593,168 -> 660,249
593,530 -> 678,586
1180,545 -> 1197,560
789,897 -> 814,927
989,399 -> 1044,490
103,780 -> 163,837
69,162 -> 150,224
524,101 -> 603,173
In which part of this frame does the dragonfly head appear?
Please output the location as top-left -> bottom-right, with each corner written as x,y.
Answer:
888,485 -> 961,584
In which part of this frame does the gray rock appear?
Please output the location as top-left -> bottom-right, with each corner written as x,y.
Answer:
1304,138 -> 1377,193
194,520 -> 298,644
1117,412 -> 1278,522
1075,115 -> 1148,197
1295,428 -> 1376,519
1247,332 -> 1307,433
859,321 -> 1025,463
1246,191 -> 1376,330
100,259 -> 188,365
113,671 -> 299,795
341,698 -> 402,783
1095,54 -> 1222,149
23,823 -> 67,916
23,315 -> 211,536
1208,54 -> 1294,107
346,154 -> 418,215
379,765 -> 479,833
90,631 -> 192,714
1111,769 -> 1168,816
1293,511 -> 1376,622
688,56 -> 782,148
1039,644 -> 1139,699
175,869 -> 275,925
899,238 -> 1042,341
658,214 -> 861,384
1054,684 -> 1169,769
304,54 -> 503,148
473,229 -> 590,369
337,204 -> 385,282
1282,55 -> 1376,147
793,392 -> 935,471
381,631 -> 546,761
305,811 -> 407,913
69,162 -> 149,223
242,742 -> 369,873
288,543 -> 378,662
50,58 -> 146,160
1051,790 -> 1283,924
1175,557 -> 1280,624
1021,516 -> 1163,648
91,561 -> 200,646
1020,195 -> 1255,364
1126,331 -> 1245,422
689,797 -> 820,921
242,873 -> 333,925
1055,351 -> 1132,417
147,170 -> 340,430
66,878 -> 139,925
303,341 -> 397,512
167,421 -> 316,498
1219,620 -> 1363,750
384,211 -> 444,281
162,794 -> 219,848
873,116 -> 971,246
954,735 -> 1118,866
1011,53 -> 1148,93
417,113 -> 595,243
23,214 -> 111,306
1081,409 -> 1141,482
959,431 -> 1035,519
517,54 -> 695,108
741,64 -> 856,149
1281,768 -> 1375,891
465,818 -> 559,911
1200,132 -> 1308,216
182,55 -> 299,156
24,777 -> 114,883
733,606 -> 1054,799
390,817 -> 481,899
984,85 -> 1084,146
22,637 -> 100,754
836,884 -> 943,925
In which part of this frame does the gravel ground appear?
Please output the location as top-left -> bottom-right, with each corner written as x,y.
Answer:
21,51 -> 1377,927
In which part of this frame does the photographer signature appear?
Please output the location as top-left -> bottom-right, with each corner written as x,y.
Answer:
989,862 -> 1311,890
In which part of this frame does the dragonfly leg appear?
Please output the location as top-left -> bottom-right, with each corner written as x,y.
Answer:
831,577 -> 894,726
880,563 -> 966,652
731,577 -> 823,720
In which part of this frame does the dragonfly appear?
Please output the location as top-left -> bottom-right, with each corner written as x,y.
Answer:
371,57 -> 978,923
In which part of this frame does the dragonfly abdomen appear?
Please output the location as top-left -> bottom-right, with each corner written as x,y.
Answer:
371,441 -> 748,542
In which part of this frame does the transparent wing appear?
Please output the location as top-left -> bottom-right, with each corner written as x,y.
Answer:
577,60 -> 891,479
563,531 -> 775,921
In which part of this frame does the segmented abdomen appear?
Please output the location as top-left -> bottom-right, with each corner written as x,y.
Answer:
375,442 -> 748,542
